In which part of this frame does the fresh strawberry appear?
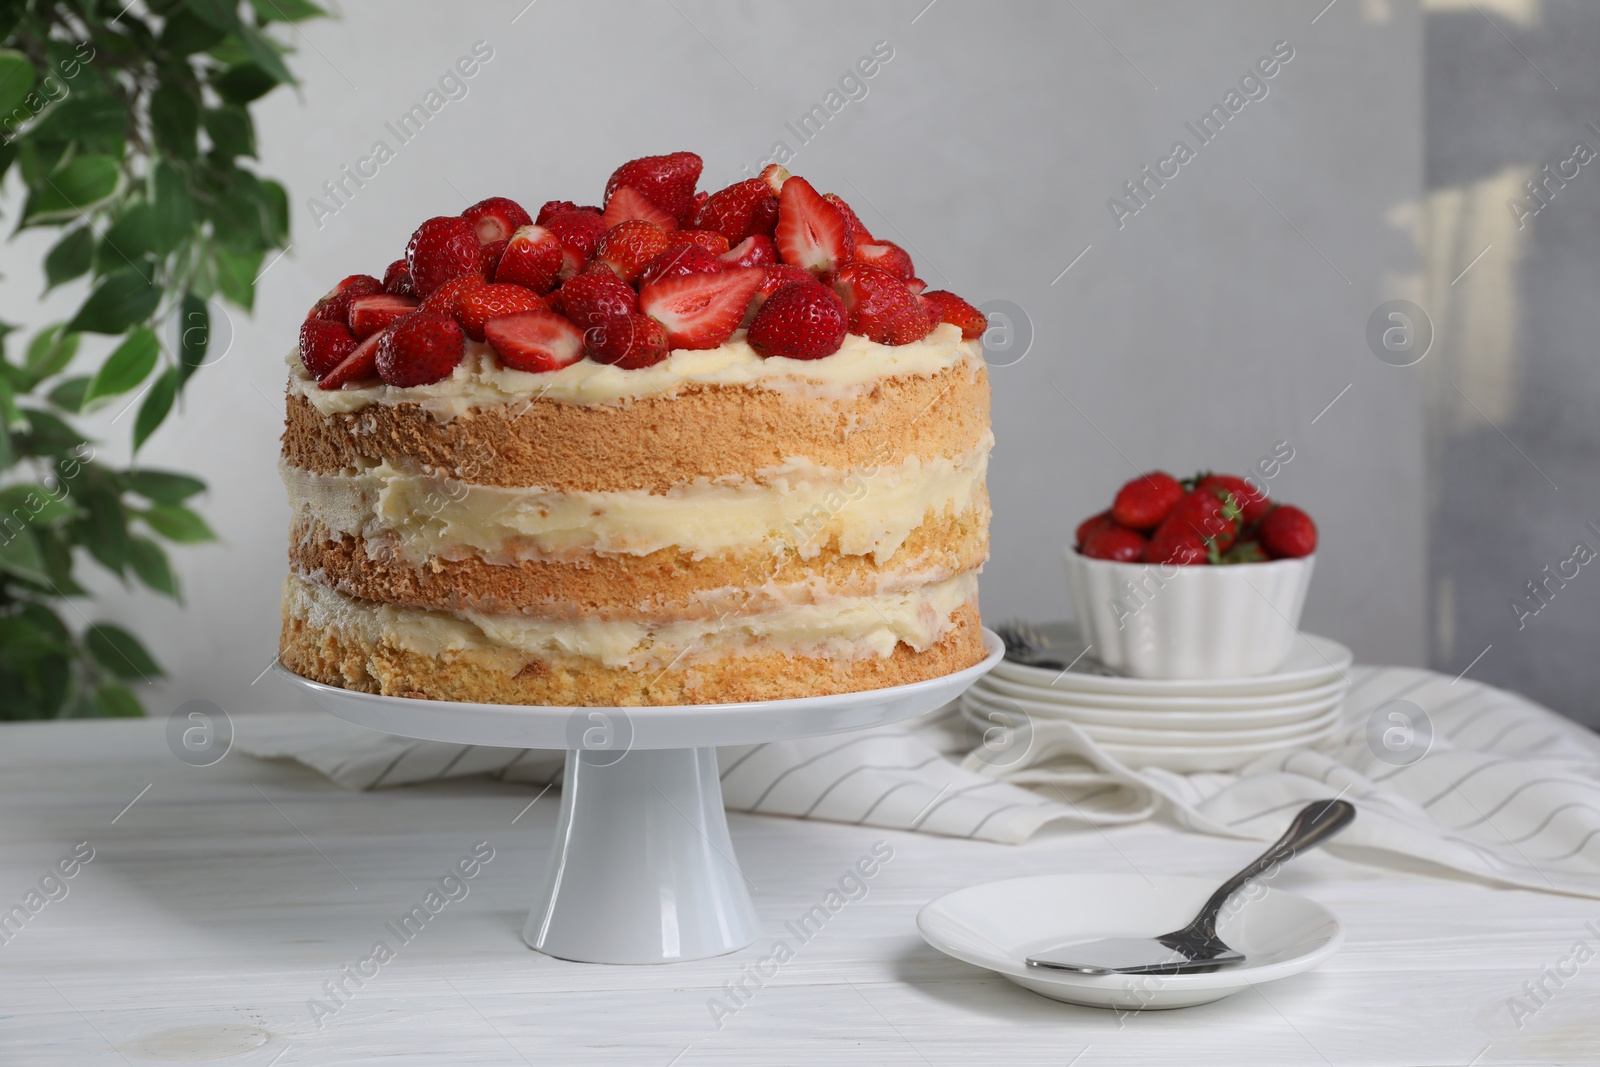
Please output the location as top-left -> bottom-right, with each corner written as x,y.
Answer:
537,200 -> 582,224
669,229 -> 731,256
604,152 -> 703,224
543,210 -> 609,280
347,294 -> 421,340
638,267 -> 764,351
920,290 -> 987,340
1075,509 -> 1114,549
560,265 -> 639,328
830,263 -> 932,345
636,244 -> 723,289
494,225 -> 564,295
1259,505 -> 1317,559
484,310 -> 585,373
543,287 -> 567,318
1111,472 -> 1184,531
1142,523 -> 1209,565
596,220 -> 674,283
586,313 -> 671,369
775,177 -> 854,275
691,178 -> 778,243
381,260 -> 416,298
853,240 -> 914,280
759,163 -> 790,194
1162,487 -> 1241,554
317,332 -> 383,390
479,238 -> 508,278
376,311 -> 464,387
454,283 -> 546,342
406,216 -> 481,295
744,263 -> 814,326
308,274 -> 382,324
823,193 -> 872,243
747,280 -> 847,360
1082,523 -> 1146,562
462,196 -> 532,246
905,277 -> 927,295
719,234 -> 776,268
299,318 -> 357,379
419,273 -> 486,316
1197,473 -> 1271,525
600,186 -> 679,231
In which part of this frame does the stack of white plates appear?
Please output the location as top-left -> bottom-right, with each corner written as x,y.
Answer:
963,623 -> 1354,773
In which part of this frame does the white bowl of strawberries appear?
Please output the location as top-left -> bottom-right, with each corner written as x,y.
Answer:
1061,471 -> 1318,680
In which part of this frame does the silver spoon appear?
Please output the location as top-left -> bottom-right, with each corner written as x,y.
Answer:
1026,799 -> 1355,976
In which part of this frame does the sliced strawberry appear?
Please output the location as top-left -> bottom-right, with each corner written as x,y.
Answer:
318,332 -> 383,390
454,283 -> 546,342
419,273 -> 486,317
719,234 -> 776,268
747,280 -> 847,361
823,193 -> 872,243
348,294 -> 421,340
853,240 -> 914,280
586,313 -> 671,369
830,263 -> 932,345
597,220 -> 674,283
906,277 -> 927,295
543,210 -> 608,281
637,244 -> 723,289
690,178 -> 777,243
920,290 -> 987,340
560,265 -> 640,328
462,196 -> 532,245
299,318 -> 358,379
670,229 -> 731,256
381,260 -> 415,298
775,177 -> 853,275
376,311 -> 464,387
495,225 -> 564,295
308,274 -> 382,324
759,163 -> 790,195
604,152 -> 703,224
406,216 -> 481,295
638,267 -> 764,351
479,238 -> 508,278
484,310 -> 585,373
600,186 -> 679,231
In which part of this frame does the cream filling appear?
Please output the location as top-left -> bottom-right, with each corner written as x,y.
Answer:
287,324 -> 980,418
282,440 -> 990,565
283,571 -> 977,670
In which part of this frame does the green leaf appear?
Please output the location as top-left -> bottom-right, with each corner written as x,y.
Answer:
47,377 -> 90,414
133,367 -> 177,451
202,105 -> 255,159
25,325 -> 80,383
67,270 -> 159,335
84,328 -> 158,405
44,228 -> 95,291
184,0 -> 243,31
151,162 -> 194,252
77,480 -> 129,574
213,245 -> 262,309
214,62 -> 279,104
249,0 -> 324,22
18,601 -> 71,647
150,80 -> 199,161
176,293 -> 209,384
16,406 -> 87,455
101,201 -> 160,262
160,8 -> 227,54
35,525 -> 85,596
0,484 -> 78,527
141,502 -> 214,543
0,48 -> 35,117
122,469 -> 205,503
0,527 -> 50,585
86,623 -> 163,680
93,682 -> 146,718
21,153 -> 120,224
29,92 -> 126,145
261,178 -> 289,245
0,617 -> 61,665
233,22 -> 296,86
127,534 -> 180,599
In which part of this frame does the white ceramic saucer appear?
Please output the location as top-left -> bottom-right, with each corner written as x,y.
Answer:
917,874 -> 1342,1010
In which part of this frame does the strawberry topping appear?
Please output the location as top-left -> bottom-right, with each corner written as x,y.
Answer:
853,240 -> 914,280
919,290 -> 986,340
299,318 -> 358,379
775,177 -> 854,275
829,263 -> 931,345
597,220 -> 674,283
419,273 -> 486,317
376,311 -> 464,387
307,274 -> 382,324
347,294 -> 421,340
317,332 -> 383,390
586,313 -> 671,369
691,178 -> 778,243
405,216 -> 482,296
484,311 -> 585,374
560,265 -> 640,328
542,210 -> 608,281
454,283 -> 547,342
494,225 -> 564,295
600,186 -> 679,231
638,267 -> 764,351
381,260 -> 415,298
604,152 -> 703,224
719,234 -> 777,268
462,196 -> 532,245
637,244 -> 723,289
747,280 -> 847,361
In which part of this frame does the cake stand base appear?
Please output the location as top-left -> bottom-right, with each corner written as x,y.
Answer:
525,746 -> 758,964
276,628 -> 1001,965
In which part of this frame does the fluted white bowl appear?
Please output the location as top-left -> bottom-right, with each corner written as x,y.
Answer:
1061,549 -> 1315,679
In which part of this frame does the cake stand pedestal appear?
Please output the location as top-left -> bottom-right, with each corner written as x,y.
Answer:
277,630 -> 1001,965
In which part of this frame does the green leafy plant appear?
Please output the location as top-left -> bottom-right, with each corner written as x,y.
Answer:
0,0 -> 317,719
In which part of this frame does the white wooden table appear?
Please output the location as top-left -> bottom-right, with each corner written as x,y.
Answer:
1,717 -> 1592,1066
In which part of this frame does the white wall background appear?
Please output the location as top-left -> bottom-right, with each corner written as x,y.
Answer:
6,0 -> 1428,718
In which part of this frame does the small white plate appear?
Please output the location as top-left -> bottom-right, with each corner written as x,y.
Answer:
917,874 -> 1342,1010
960,690 -> 1342,747
964,679 -> 1346,731
977,672 -> 1350,713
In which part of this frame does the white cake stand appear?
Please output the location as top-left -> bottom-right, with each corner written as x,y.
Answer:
277,629 -> 1002,965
